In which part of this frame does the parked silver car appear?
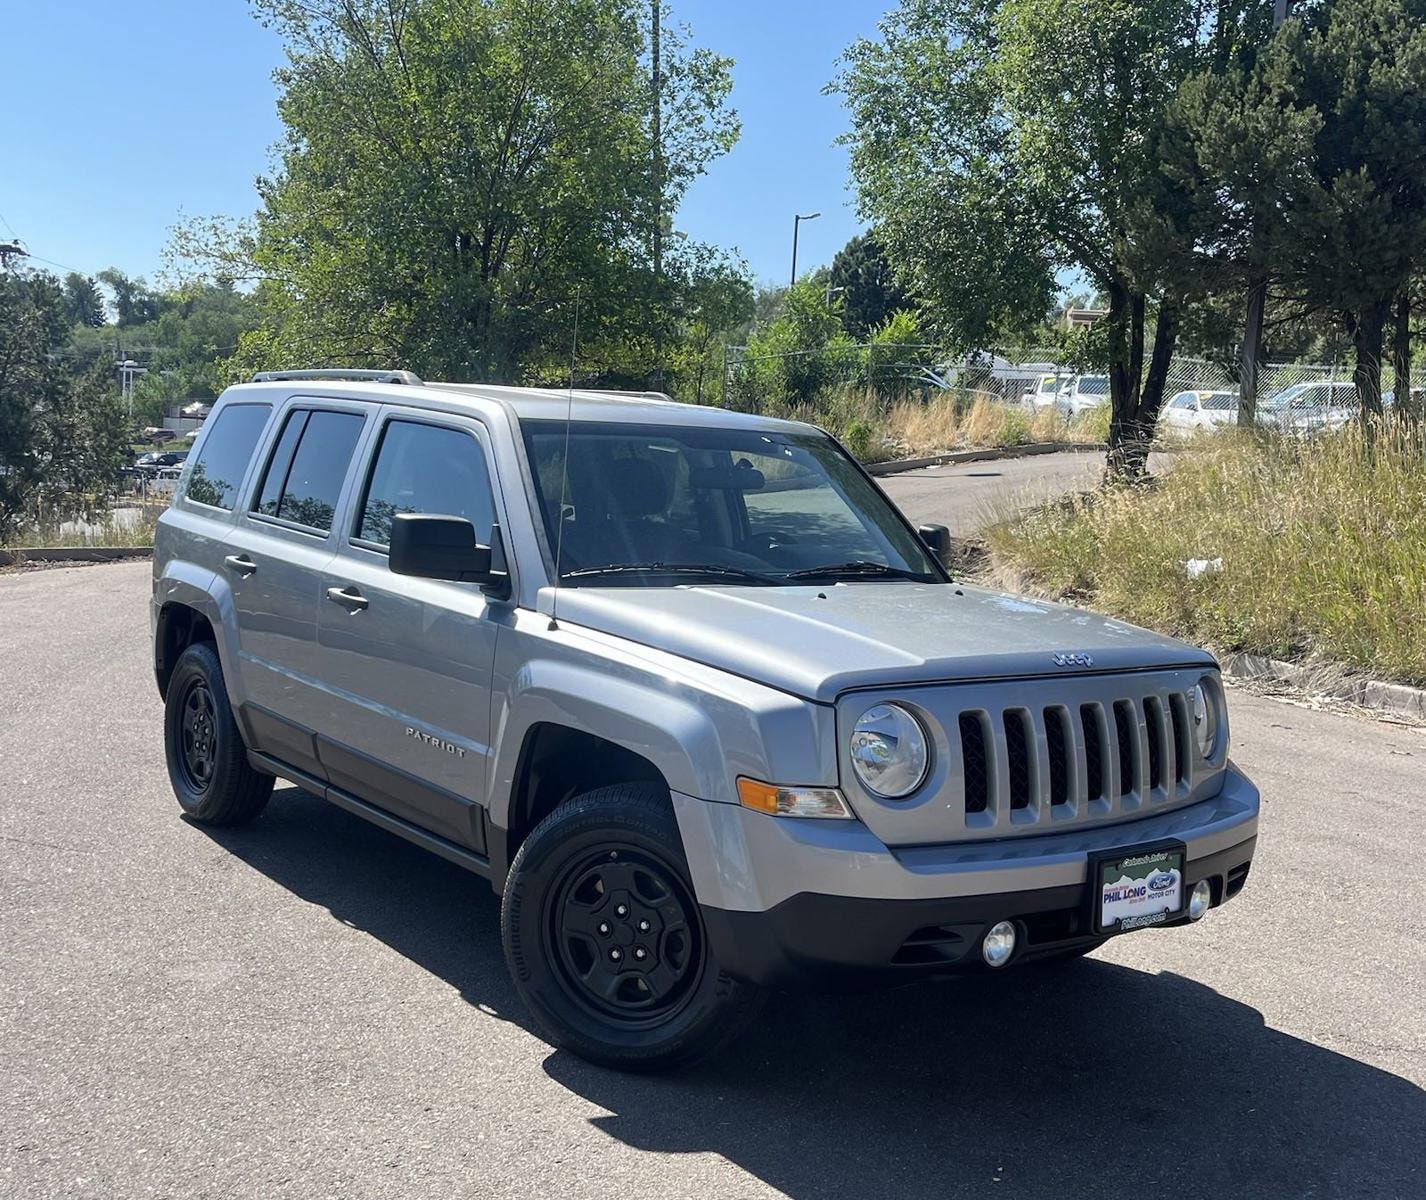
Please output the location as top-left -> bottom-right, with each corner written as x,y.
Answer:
1258,381 -> 1358,435
152,369 -> 1259,1070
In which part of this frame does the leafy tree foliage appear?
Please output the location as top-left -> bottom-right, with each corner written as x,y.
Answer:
732,283 -> 853,410
1171,0 -> 1426,415
835,0 -> 1256,473
828,232 -> 911,341
96,268 -> 163,327
181,0 -> 737,386
0,272 -> 130,539
62,273 -> 107,327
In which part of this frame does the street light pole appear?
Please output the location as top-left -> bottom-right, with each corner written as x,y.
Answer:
790,212 -> 821,288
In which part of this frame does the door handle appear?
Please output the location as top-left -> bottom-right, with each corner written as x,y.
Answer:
325,585 -> 369,612
223,554 -> 257,577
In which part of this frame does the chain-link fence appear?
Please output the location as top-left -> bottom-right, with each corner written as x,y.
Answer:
723,342 -> 1400,420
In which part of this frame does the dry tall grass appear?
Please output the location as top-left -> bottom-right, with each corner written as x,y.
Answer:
987,423 -> 1426,684
880,395 -> 1103,458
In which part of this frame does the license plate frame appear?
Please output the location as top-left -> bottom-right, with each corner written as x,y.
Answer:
1088,839 -> 1187,936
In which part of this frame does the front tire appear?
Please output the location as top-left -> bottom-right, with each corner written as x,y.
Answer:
501,783 -> 761,1072
163,642 -> 273,826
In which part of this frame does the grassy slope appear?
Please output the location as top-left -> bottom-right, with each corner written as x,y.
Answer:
987,425 -> 1426,685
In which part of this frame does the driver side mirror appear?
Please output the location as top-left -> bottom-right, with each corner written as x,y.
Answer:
389,513 -> 509,596
918,523 -> 952,563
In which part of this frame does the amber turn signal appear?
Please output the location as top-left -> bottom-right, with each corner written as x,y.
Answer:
736,778 -> 854,819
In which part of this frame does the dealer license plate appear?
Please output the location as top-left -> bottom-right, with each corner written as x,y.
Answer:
1095,846 -> 1184,934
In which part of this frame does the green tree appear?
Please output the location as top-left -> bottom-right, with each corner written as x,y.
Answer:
835,0 -> 1225,475
1173,0 -> 1426,417
732,282 -> 852,411
828,232 -> 912,341
178,0 -> 735,386
62,273 -> 107,327
96,268 -> 162,327
0,272 -> 130,540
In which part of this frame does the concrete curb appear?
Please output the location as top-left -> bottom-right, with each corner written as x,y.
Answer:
0,546 -> 154,567
866,441 -> 1106,477
1222,652 -> 1426,723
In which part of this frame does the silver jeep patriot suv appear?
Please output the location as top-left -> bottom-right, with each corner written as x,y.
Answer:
153,369 -> 1259,1070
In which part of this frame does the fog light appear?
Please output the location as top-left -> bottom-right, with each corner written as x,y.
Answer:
1188,879 -> 1212,921
981,920 -> 1017,967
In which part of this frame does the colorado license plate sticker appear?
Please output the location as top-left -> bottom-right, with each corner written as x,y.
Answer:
1099,849 -> 1183,932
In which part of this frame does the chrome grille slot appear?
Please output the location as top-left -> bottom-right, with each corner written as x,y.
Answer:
1112,700 -> 1137,799
1169,692 -> 1191,786
1003,709 -> 1033,810
1143,696 -> 1165,792
1044,706 -> 1071,808
958,711 -> 990,814
1080,703 -> 1106,802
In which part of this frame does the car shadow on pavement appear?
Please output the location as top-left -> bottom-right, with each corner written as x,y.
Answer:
194,786 -> 522,1022
545,968 -> 1426,1199
201,788 -> 1423,1200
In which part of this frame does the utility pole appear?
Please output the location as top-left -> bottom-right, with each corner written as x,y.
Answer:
1239,0 -> 1294,426
0,241 -> 28,271
651,0 -> 664,391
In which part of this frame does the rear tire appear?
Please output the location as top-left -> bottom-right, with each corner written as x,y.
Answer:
501,783 -> 761,1072
163,642 -> 273,827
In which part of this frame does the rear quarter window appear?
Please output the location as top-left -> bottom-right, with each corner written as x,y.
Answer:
185,404 -> 272,510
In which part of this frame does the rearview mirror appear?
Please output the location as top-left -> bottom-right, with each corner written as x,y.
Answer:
389,514 -> 508,594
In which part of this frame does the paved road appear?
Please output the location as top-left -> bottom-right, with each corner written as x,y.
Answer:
877,448 -> 1178,536
877,450 -> 1106,535
2,562 -> 1423,1200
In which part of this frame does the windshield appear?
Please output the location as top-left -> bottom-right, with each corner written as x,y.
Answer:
1077,375 -> 1108,395
1201,393 -> 1237,411
520,419 -> 944,585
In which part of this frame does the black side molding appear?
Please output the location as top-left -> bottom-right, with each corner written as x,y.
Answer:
246,749 -> 492,879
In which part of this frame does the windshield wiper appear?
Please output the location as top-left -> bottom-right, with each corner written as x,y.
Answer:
562,562 -> 780,585
783,560 -> 934,582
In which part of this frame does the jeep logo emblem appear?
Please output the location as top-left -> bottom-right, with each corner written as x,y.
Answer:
1052,652 -> 1095,669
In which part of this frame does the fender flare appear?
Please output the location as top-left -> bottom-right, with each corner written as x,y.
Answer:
152,560 -> 241,707
486,657 -> 739,838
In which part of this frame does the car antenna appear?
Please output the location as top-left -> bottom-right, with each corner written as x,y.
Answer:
549,299 -> 578,631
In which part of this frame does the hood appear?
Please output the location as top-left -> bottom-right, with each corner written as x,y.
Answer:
547,581 -> 1214,703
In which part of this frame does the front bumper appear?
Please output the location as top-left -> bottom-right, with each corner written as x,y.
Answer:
673,763 -> 1259,987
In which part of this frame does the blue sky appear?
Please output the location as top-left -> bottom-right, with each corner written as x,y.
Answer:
0,1 -> 886,289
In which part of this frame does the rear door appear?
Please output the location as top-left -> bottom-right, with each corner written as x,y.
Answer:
311,408 -> 506,850
224,398 -> 372,779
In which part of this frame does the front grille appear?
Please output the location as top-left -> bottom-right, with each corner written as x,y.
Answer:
951,678 -> 1203,834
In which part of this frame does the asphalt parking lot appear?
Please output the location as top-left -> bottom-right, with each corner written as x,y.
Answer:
2,561 -> 1423,1199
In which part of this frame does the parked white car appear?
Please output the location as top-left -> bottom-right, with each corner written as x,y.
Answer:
1160,390 -> 1238,435
1028,372 -> 1070,413
1058,374 -> 1110,417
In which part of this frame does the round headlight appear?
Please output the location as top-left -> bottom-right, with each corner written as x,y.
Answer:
850,703 -> 930,798
1189,682 -> 1219,757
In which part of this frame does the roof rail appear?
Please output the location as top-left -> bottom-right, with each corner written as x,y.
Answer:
250,368 -> 424,386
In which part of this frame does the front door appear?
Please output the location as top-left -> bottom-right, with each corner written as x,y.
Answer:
313,411 -> 505,851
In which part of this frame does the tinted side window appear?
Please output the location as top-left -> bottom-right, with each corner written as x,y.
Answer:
254,409 -> 365,532
255,410 -> 309,516
357,420 -> 495,547
185,403 -> 271,510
